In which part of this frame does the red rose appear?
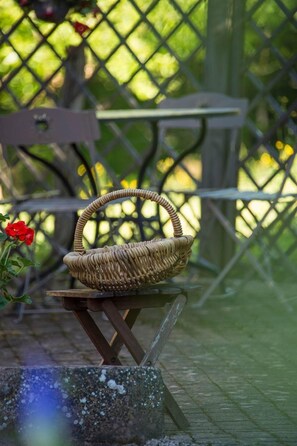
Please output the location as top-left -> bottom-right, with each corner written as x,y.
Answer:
5,221 -> 27,237
18,228 -> 35,246
25,228 -> 34,246
73,21 -> 90,36
5,221 -> 35,245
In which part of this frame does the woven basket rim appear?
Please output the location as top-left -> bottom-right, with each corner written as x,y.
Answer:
64,235 -> 193,261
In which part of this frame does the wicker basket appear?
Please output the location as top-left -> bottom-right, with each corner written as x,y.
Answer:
63,189 -> 194,291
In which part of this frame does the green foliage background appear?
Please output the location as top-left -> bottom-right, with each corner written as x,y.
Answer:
0,0 -> 296,178
0,0 -> 207,111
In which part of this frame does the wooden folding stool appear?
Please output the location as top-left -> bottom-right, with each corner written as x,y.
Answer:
47,285 -> 190,430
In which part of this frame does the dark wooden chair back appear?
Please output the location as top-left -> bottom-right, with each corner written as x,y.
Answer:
0,107 -> 101,299
155,91 -> 248,193
0,107 -> 101,202
158,92 -> 248,130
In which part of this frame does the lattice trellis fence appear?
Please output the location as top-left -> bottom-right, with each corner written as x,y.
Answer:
0,0 -> 296,277
1,0 -> 207,192
239,0 -> 297,277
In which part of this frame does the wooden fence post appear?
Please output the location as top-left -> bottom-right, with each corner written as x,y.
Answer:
200,0 -> 246,270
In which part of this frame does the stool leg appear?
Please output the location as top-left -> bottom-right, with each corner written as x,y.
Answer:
102,309 -> 141,365
142,294 -> 190,430
73,310 -> 121,365
164,387 -> 190,430
102,301 -> 144,363
102,297 -> 190,430
140,294 -> 187,366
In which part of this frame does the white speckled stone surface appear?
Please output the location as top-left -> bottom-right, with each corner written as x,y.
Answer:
0,366 -> 164,445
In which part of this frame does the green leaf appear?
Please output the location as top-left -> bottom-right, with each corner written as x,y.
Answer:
0,232 -> 7,242
10,259 -> 23,268
0,289 -> 32,307
0,213 -> 9,222
13,294 -> 32,304
0,262 -> 7,271
5,265 -> 18,277
0,295 -> 9,310
15,256 -> 35,267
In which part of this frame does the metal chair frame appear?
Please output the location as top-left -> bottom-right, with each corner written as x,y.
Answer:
0,107 -> 101,308
154,92 -> 248,277
154,92 -> 297,307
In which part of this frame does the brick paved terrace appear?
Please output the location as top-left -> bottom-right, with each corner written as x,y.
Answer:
0,279 -> 297,445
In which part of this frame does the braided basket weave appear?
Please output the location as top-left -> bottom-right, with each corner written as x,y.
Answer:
63,189 -> 193,291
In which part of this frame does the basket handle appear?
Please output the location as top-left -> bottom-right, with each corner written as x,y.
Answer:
74,188 -> 184,253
